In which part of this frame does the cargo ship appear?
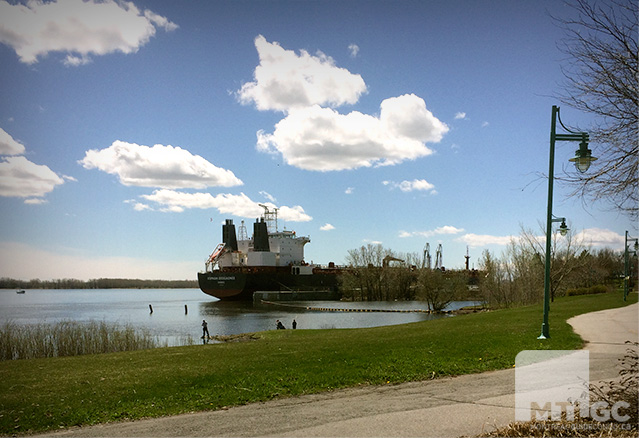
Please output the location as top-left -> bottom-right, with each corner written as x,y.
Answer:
198,207 -> 342,300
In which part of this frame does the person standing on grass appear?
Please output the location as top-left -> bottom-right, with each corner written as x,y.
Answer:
202,319 -> 210,339
292,319 -> 297,329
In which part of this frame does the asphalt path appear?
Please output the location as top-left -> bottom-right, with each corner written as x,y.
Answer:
36,301 -> 638,438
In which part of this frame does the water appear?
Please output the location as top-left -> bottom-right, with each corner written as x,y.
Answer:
0,289 -> 480,346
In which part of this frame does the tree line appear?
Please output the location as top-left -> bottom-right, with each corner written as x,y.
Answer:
339,233 -> 631,311
338,243 -> 479,311
478,225 -> 630,308
0,277 -> 198,290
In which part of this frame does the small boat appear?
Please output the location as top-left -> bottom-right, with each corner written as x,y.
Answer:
16,289 -> 26,294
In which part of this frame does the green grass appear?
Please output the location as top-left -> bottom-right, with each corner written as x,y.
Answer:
1,291 -> 636,435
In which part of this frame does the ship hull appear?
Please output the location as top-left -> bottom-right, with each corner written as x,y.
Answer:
198,267 -> 340,301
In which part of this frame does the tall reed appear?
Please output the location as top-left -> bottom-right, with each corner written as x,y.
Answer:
0,320 -> 163,360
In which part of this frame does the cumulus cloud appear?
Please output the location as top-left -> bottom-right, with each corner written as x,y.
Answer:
237,35 -> 367,112
79,140 -> 242,189
0,0 -> 177,65
138,189 -> 312,222
0,128 -> 26,155
256,95 -> 448,171
383,178 -> 436,193
320,223 -> 335,231
0,156 -> 66,199
399,226 -> 464,238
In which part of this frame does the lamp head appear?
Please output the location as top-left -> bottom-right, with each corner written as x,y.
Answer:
569,138 -> 597,173
558,220 -> 569,236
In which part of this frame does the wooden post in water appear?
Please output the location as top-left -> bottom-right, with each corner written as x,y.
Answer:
184,304 -> 188,315
149,304 -> 153,314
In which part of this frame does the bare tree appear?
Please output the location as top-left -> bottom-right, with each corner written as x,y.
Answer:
553,0 -> 638,218
417,269 -> 465,312
341,244 -> 417,301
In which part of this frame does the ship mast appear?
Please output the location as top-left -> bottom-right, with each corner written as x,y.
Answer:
238,220 -> 248,241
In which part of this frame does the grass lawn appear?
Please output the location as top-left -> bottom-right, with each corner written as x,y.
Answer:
1,291 -> 636,435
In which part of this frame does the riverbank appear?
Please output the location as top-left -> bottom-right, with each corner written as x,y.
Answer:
1,291 -> 635,435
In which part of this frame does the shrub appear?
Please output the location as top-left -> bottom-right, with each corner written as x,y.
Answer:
566,284 -> 608,296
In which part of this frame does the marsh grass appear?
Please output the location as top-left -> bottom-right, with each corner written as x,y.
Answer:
0,320 -> 162,360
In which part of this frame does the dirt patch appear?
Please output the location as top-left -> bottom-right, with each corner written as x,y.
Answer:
210,333 -> 261,343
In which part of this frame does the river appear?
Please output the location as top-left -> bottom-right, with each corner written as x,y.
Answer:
0,289 -> 480,346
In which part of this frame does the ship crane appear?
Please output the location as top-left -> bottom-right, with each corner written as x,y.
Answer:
382,255 -> 404,268
258,204 -> 279,233
434,244 -> 443,270
422,243 -> 431,269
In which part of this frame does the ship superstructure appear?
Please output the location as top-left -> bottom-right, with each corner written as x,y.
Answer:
198,206 -> 340,300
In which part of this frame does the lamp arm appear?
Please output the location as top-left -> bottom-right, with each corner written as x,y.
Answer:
556,107 -> 582,135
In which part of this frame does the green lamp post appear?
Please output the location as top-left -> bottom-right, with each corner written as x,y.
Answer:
624,231 -> 638,301
538,106 -> 596,340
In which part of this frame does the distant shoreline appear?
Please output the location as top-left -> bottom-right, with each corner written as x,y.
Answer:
0,278 -> 198,290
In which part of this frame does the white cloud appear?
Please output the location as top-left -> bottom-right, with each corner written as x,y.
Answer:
0,0 -> 177,65
139,189 -> 312,222
237,35 -> 367,112
345,187 -> 354,194
79,140 -> 242,189
456,233 -> 514,247
574,228 -> 625,249
481,121 -> 490,128
0,156 -> 65,199
259,190 -> 276,202
454,228 -> 625,250
320,223 -> 335,231
64,54 -> 92,67
0,128 -> 26,155
399,226 -> 464,238
24,197 -> 48,205
256,94 -> 448,171
454,112 -> 466,120
384,178 -> 436,193
348,43 -> 359,57
0,241 -> 194,281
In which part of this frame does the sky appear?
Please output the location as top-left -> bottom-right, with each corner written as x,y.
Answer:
0,0 -> 635,281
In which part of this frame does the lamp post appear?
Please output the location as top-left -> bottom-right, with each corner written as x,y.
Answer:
624,231 -> 638,301
538,106 -> 596,340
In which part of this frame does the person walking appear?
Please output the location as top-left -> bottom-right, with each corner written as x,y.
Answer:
202,319 -> 210,339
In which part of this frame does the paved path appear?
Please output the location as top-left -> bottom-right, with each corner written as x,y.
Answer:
38,302 -> 638,438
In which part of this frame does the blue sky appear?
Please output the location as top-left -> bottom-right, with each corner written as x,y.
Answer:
0,0 -> 634,281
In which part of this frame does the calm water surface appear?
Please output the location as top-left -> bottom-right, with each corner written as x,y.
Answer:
0,289 -> 480,346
